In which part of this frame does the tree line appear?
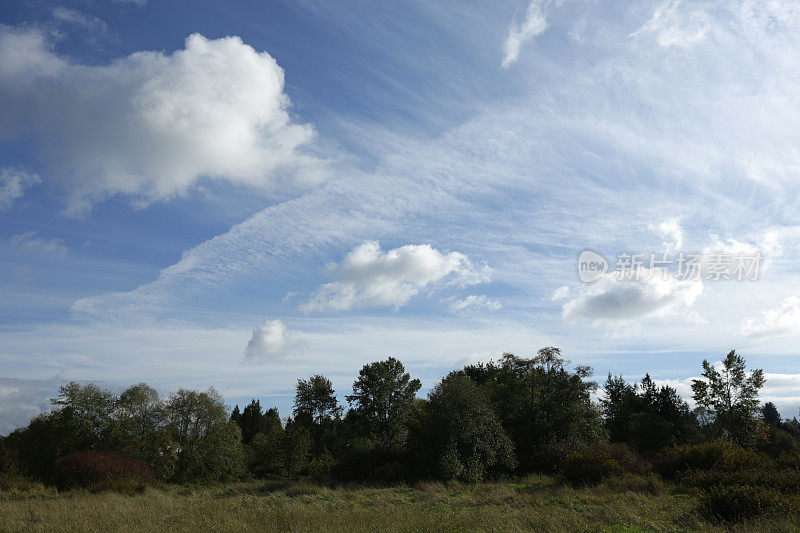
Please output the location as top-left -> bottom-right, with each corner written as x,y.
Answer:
1,348 -> 798,487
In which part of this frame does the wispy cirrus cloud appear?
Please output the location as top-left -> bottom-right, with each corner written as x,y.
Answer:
11,231 -> 67,256
501,0 -> 548,68
448,295 -> 502,314
0,168 -> 39,211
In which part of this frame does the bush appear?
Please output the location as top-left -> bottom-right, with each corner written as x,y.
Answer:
701,484 -> 784,521
681,468 -> 800,495
655,440 -> 765,480
332,446 -> 407,483
52,451 -> 157,492
561,445 -> 622,485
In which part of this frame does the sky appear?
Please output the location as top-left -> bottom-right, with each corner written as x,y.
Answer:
2,0 -> 800,434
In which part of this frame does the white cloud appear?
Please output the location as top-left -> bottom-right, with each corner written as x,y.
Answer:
300,241 -> 491,313
11,231 -> 68,255
551,285 -> 570,301
0,168 -> 40,211
740,294 -> 800,338
244,319 -> 303,362
0,378 -> 60,435
448,295 -> 502,313
52,7 -> 110,35
0,28 -> 322,213
562,268 -> 703,326
501,0 -> 548,68
652,218 -> 684,252
631,0 -> 711,48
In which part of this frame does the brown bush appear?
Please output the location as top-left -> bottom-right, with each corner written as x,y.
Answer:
52,451 -> 157,492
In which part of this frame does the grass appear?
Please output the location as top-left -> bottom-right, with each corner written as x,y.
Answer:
1,475 -> 798,532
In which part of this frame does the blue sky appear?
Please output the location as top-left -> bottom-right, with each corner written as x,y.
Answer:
3,0 -> 800,434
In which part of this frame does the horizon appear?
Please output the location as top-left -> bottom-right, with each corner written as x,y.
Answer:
3,0 -> 800,435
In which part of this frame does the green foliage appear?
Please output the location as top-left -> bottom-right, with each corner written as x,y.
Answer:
166,388 -> 245,482
761,401 -> 781,427
232,400 -> 279,445
247,425 -> 284,477
561,446 -> 622,485
655,440 -> 766,480
346,357 -> 421,450
280,422 -> 311,477
701,484 -> 784,521
293,375 -> 341,426
602,374 -> 697,453
691,350 -> 765,445
461,348 -> 603,471
421,373 -> 516,482
5,408 -> 95,480
52,382 -> 117,440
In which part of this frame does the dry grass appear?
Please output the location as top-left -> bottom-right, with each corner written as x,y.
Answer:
1,475 -> 798,532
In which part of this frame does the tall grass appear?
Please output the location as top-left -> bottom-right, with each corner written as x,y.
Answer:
2,475 -> 798,532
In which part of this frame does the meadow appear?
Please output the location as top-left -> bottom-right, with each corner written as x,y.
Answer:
2,474 -> 798,532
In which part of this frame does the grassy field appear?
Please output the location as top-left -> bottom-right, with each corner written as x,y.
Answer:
1,475 -> 797,532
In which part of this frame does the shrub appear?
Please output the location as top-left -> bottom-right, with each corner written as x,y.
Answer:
561,445 -> 622,485
308,451 -> 335,483
332,446 -> 407,483
681,468 -> 800,495
52,451 -> 157,492
701,484 -> 783,521
655,440 -> 765,480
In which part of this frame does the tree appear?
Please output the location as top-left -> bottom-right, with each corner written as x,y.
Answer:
117,383 -> 165,444
601,374 -> 640,444
280,419 -> 312,477
293,375 -> 341,425
420,373 -> 516,482
761,402 -> 781,427
4,409 -> 95,479
239,400 -> 276,444
346,357 -> 421,449
602,374 -> 697,453
52,382 -> 116,440
246,422 -> 284,477
461,348 -> 603,471
165,388 -> 244,482
230,405 -> 242,426
692,350 -> 765,445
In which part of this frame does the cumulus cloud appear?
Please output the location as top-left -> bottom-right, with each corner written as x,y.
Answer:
0,27 -> 321,213
11,231 -> 68,255
501,0 -> 548,68
0,168 -> 39,211
448,295 -> 502,313
244,319 -> 303,362
652,218 -> 684,252
740,294 -> 800,338
300,241 -> 491,313
562,268 -> 703,326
